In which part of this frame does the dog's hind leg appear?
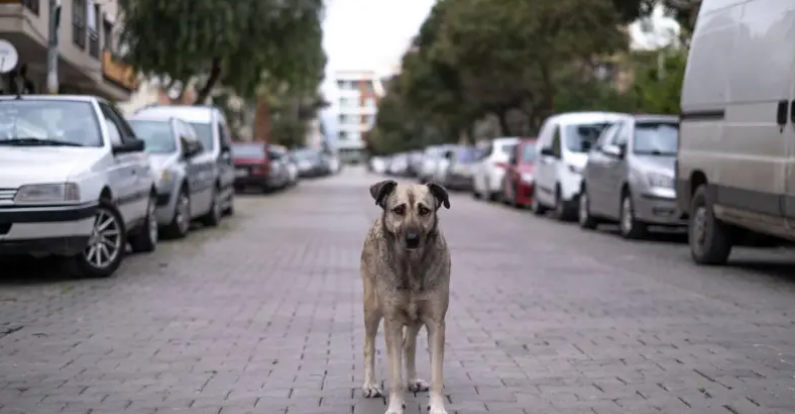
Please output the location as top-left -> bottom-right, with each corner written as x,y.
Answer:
362,293 -> 383,398
404,323 -> 429,393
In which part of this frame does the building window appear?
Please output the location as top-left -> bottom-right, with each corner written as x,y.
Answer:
103,19 -> 114,53
88,3 -> 100,58
339,131 -> 348,141
73,0 -> 86,49
22,0 -> 39,15
365,97 -> 375,108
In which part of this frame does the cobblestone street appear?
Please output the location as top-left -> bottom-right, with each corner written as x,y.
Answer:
2,168 -> 795,414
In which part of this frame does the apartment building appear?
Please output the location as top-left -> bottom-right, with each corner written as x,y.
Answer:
333,70 -> 383,163
0,0 -> 136,100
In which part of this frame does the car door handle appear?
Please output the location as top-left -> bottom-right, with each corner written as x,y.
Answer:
790,99 -> 795,125
777,100 -> 788,131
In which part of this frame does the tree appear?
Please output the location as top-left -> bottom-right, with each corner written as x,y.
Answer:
119,0 -> 326,104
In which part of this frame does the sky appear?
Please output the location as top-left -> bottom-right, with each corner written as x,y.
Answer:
319,1 -> 679,145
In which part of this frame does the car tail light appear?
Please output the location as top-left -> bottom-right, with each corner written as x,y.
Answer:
494,161 -> 508,169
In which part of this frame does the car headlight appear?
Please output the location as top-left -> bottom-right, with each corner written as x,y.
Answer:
159,169 -> 173,182
646,172 -> 674,189
520,173 -> 534,184
567,164 -> 583,174
15,183 -> 80,204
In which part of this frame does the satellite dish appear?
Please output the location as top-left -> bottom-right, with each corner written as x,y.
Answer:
0,40 -> 18,74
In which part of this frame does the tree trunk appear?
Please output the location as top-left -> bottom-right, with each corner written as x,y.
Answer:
497,110 -> 511,136
194,58 -> 222,105
254,98 -> 272,144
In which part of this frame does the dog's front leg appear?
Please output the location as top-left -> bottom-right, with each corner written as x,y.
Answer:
426,319 -> 447,414
404,323 -> 429,392
384,318 -> 405,414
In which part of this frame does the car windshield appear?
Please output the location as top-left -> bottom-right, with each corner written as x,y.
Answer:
128,120 -> 176,154
633,122 -> 679,156
564,122 -> 612,152
456,147 -> 478,163
0,100 -> 102,147
188,122 -> 215,151
231,144 -> 265,158
293,149 -> 320,161
521,142 -> 537,162
500,142 -> 518,155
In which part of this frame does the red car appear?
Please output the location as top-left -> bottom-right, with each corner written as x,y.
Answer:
231,142 -> 271,191
502,138 -> 537,208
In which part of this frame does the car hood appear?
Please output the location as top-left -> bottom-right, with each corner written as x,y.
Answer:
567,152 -> 589,169
148,153 -> 179,172
633,154 -> 676,174
0,147 -> 107,187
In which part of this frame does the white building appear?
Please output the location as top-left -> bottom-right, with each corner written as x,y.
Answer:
331,70 -> 384,163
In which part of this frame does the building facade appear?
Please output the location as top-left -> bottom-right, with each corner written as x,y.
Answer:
332,70 -> 383,163
0,0 -> 137,100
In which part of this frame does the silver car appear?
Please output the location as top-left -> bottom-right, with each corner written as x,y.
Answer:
578,114 -> 684,239
127,114 -> 218,239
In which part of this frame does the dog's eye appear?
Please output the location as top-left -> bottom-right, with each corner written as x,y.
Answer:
392,206 -> 405,215
418,206 -> 431,216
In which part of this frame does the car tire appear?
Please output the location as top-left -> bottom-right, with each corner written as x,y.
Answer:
578,186 -> 599,230
163,187 -> 191,239
129,192 -> 159,253
551,186 -> 575,221
501,177 -> 512,205
223,188 -> 235,216
531,187 -> 548,216
619,191 -> 647,239
201,185 -> 223,227
64,199 -> 126,278
689,184 -> 733,265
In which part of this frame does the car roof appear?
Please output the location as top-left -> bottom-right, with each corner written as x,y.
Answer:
0,94 -> 103,103
551,111 -> 627,125
631,114 -> 679,123
127,113 -> 179,122
135,105 -> 217,123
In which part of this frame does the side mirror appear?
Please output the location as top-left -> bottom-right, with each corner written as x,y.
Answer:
113,138 -> 145,154
602,144 -> 624,158
540,147 -> 554,157
581,140 -> 592,152
183,139 -> 204,158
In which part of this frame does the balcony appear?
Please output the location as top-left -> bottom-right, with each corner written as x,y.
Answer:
102,50 -> 138,91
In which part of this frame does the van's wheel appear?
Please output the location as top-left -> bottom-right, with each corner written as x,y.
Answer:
129,192 -> 158,253
201,185 -> 223,227
619,191 -> 647,239
64,199 -> 126,278
163,187 -> 191,239
551,186 -> 574,221
578,186 -> 599,230
689,185 -> 733,265
531,187 -> 547,216
223,189 -> 235,216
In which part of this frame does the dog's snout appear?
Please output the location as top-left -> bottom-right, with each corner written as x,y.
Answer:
405,231 -> 420,248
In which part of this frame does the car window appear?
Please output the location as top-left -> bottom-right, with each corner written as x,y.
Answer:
231,143 -> 265,158
633,122 -> 678,156
99,102 -> 137,146
128,120 -> 177,154
551,126 -> 562,158
563,122 -> 612,153
0,100 -> 103,147
189,122 -> 215,151
521,142 -> 537,162
217,119 -> 232,148
610,123 -> 629,147
595,123 -> 619,150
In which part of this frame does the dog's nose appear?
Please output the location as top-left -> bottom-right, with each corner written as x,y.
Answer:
405,232 -> 420,246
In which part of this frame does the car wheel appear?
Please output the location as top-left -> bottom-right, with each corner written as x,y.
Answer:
531,187 -> 548,216
689,185 -> 733,265
201,186 -> 222,227
163,188 -> 191,239
129,193 -> 158,253
472,178 -> 482,199
223,188 -> 235,216
64,199 -> 126,278
501,177 -> 513,205
578,186 -> 599,230
619,191 -> 647,239
551,186 -> 575,221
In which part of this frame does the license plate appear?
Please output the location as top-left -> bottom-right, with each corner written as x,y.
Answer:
235,169 -> 248,177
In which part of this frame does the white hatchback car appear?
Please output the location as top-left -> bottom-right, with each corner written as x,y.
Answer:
472,137 -> 520,201
0,95 -> 159,278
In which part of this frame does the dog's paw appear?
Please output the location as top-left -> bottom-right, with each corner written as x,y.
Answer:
361,382 -> 383,398
407,378 -> 430,392
427,405 -> 448,414
384,404 -> 404,414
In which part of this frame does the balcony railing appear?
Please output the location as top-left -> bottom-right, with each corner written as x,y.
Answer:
73,22 -> 86,49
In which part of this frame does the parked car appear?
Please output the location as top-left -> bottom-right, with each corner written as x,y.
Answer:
270,145 -> 299,187
407,151 -> 424,177
578,115 -> 684,238
532,112 -> 625,220
127,113 -> 220,239
471,137 -> 520,201
676,0 -> 795,265
0,95 -> 158,278
134,104 -> 235,216
388,153 -> 410,176
418,145 -> 451,183
440,146 -> 479,191
293,148 -> 330,178
231,142 -> 279,192
369,156 -> 388,174
501,138 -> 538,208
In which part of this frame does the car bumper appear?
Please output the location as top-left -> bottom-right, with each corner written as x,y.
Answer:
0,202 -> 97,256
298,167 -> 328,177
635,193 -> 687,226
516,182 -> 535,205
445,174 -> 473,190
235,175 -> 271,188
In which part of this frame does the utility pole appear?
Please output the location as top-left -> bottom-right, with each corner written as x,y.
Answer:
46,0 -> 61,94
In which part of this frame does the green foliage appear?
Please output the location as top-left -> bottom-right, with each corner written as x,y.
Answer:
630,49 -> 687,114
270,115 -> 308,149
119,0 -> 326,103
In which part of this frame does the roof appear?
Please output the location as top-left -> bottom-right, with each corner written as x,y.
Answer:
631,114 -> 679,123
0,94 -> 102,103
126,113 -> 178,122
550,111 -> 628,125
135,105 -> 218,123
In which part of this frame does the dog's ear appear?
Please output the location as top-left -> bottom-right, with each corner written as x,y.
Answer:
369,180 -> 397,207
426,182 -> 450,210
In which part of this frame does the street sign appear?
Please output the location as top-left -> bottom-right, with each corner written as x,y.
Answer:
0,39 -> 18,74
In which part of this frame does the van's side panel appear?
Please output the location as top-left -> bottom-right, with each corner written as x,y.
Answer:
677,1 -> 743,211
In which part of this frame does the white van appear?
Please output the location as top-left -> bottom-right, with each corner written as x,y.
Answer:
676,0 -> 795,265
532,112 -> 625,220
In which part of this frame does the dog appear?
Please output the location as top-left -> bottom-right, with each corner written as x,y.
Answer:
360,180 -> 451,414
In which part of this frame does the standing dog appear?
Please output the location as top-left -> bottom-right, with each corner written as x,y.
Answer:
360,180 -> 451,414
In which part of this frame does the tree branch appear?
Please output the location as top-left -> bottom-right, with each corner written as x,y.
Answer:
194,58 -> 223,105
